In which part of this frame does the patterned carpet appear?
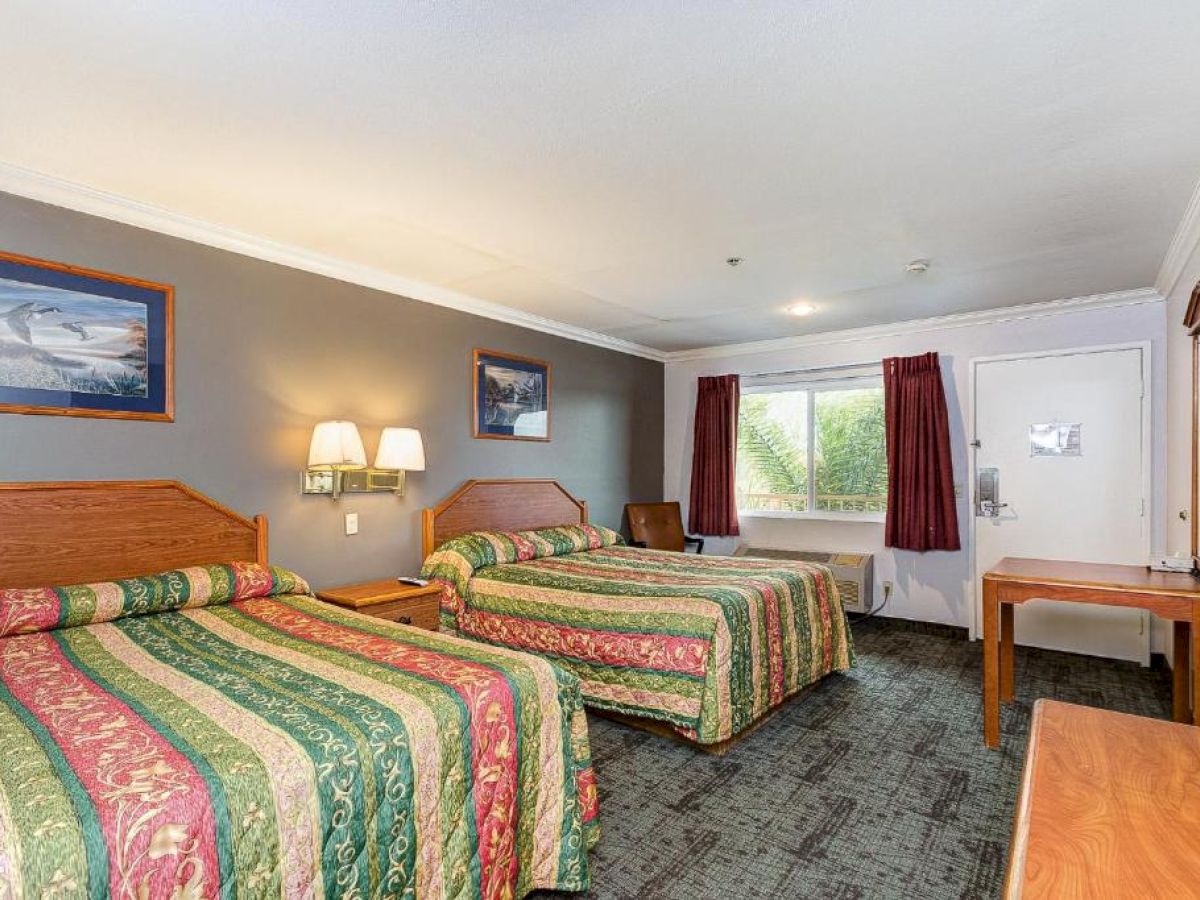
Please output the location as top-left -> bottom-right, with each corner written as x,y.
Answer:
537,617 -> 1173,900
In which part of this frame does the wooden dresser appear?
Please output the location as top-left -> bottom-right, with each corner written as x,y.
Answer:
1005,700 -> 1200,898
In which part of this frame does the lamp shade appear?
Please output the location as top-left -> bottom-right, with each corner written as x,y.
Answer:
375,427 -> 425,471
307,420 -> 367,469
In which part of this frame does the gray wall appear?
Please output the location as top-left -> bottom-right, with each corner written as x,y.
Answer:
0,192 -> 664,588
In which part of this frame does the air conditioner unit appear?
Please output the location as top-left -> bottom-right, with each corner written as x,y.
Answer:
733,546 -> 874,614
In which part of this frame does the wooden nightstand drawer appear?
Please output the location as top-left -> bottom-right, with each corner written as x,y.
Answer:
316,580 -> 441,631
359,596 -> 440,629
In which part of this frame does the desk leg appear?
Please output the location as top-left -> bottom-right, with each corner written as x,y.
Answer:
1000,603 -> 1014,704
1174,622 -> 1191,724
1192,621 -> 1199,728
983,578 -> 1000,748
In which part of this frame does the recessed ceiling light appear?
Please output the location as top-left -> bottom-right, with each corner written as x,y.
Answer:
905,258 -> 930,274
786,303 -> 818,317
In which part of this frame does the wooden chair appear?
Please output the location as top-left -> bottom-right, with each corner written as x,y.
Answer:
625,501 -> 704,554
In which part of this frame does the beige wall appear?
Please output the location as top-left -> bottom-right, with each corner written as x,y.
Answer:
0,192 -> 664,588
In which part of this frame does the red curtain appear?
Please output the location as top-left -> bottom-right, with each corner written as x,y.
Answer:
883,352 -> 960,551
688,374 -> 741,536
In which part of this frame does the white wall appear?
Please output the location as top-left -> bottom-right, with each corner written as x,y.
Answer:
665,299 -> 1170,638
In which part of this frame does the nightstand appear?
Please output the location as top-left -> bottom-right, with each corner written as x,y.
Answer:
316,580 -> 441,631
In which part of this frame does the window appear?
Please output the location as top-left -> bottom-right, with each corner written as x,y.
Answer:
736,377 -> 888,518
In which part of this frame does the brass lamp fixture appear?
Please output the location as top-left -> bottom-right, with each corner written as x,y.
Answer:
302,421 -> 425,499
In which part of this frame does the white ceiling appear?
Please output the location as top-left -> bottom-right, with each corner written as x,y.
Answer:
2,1 -> 1199,353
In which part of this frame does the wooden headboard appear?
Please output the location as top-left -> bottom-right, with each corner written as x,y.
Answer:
0,480 -> 267,589
423,478 -> 588,557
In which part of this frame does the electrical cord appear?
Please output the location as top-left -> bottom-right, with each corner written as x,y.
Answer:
847,585 -> 891,624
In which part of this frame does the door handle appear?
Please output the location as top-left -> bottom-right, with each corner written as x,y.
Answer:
979,500 -> 1009,517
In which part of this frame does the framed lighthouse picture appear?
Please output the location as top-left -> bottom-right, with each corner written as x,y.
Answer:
0,250 -> 174,421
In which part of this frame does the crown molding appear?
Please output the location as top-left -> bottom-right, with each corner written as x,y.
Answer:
0,162 -> 1172,368
663,288 -> 1164,362
1155,175 -> 1200,300
0,162 -> 669,363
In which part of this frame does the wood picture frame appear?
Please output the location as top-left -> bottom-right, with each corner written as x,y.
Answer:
472,348 -> 551,441
0,250 -> 174,421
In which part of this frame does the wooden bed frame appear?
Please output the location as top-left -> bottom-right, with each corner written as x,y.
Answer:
422,478 -> 588,557
0,480 -> 267,589
421,477 -> 790,755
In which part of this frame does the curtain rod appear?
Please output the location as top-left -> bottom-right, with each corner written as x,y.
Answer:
745,359 -> 882,380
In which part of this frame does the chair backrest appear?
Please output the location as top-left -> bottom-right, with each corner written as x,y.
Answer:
625,501 -> 687,552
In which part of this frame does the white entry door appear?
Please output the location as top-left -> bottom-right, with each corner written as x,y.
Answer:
971,345 -> 1150,662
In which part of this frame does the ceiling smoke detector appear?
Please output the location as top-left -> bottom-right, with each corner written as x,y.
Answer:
726,257 -> 744,267
905,259 -> 931,274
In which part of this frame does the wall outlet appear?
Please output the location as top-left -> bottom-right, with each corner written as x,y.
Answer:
344,512 -> 359,536
882,581 -> 893,601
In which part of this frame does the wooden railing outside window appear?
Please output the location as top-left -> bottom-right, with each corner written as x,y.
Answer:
737,492 -> 887,513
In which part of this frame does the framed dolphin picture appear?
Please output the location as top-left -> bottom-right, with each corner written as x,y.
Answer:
0,250 -> 174,421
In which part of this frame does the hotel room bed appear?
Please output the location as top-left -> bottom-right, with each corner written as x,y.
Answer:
0,481 -> 597,900
421,482 -> 855,747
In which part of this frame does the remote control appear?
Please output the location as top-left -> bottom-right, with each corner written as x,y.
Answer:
396,576 -> 430,587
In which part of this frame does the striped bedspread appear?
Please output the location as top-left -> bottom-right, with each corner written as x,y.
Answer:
0,564 -> 598,899
422,527 -> 855,745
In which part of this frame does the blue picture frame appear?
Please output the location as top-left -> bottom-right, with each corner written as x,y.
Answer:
473,348 -> 551,441
0,251 -> 173,421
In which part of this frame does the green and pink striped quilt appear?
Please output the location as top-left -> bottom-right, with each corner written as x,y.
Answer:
422,527 -> 855,745
0,563 -> 598,899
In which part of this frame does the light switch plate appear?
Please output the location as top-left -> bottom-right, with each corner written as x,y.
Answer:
344,512 -> 359,536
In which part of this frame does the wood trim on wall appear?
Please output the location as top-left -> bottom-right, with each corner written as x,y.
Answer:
1193,333 -> 1199,558
0,480 -> 266,588
1184,281 -> 1200,335
422,478 -> 588,557
1187,280 -> 1200,557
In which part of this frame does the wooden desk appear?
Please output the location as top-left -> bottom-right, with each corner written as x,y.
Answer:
1005,700 -> 1200,899
982,558 -> 1200,748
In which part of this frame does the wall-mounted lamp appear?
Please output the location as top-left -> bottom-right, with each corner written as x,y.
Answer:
302,421 -> 424,499
374,426 -> 425,494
